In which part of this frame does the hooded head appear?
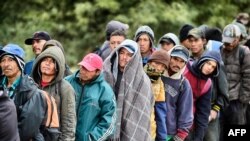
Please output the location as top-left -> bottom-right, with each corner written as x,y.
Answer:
42,39 -> 65,54
117,39 -> 139,55
0,43 -> 25,71
31,47 -> 65,85
196,51 -> 222,77
134,25 -> 155,48
159,33 -> 180,46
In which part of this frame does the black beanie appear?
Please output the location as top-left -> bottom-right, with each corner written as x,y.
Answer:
205,27 -> 222,42
179,24 -> 194,42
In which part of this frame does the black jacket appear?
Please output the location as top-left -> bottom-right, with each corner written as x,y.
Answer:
211,63 -> 229,112
0,86 -> 20,141
0,75 -> 46,141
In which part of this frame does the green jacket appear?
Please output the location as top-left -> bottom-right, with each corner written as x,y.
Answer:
65,71 -> 116,141
31,47 -> 76,141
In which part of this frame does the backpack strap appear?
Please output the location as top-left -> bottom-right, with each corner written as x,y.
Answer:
41,90 -> 59,128
239,45 -> 246,66
55,80 -> 62,128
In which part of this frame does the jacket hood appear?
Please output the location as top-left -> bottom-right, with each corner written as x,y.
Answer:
134,25 -> 155,48
190,50 -> 221,78
43,39 -> 65,55
157,33 -> 180,48
31,47 -> 65,85
103,39 -> 141,83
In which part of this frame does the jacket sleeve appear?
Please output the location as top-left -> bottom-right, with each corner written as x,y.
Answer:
239,49 -> 250,104
59,82 -> 76,141
18,91 -> 46,140
0,96 -> 20,141
176,79 -> 194,140
89,88 -> 116,140
194,87 -> 212,141
155,101 -> 167,141
212,64 -> 229,112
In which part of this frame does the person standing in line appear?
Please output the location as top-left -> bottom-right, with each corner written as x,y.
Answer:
24,31 -> 51,75
31,46 -> 76,141
144,50 -> 170,140
179,24 -> 194,50
103,39 -> 154,141
220,24 -> 250,140
0,44 -> 46,141
156,45 -> 193,141
109,30 -> 126,51
42,39 -> 72,77
0,85 -> 20,141
134,25 -> 156,66
200,26 -> 229,141
65,53 -> 116,141
184,51 -> 222,141
157,33 -> 180,52
96,20 -> 129,60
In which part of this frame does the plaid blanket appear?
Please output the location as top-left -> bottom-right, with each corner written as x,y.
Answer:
103,40 -> 154,141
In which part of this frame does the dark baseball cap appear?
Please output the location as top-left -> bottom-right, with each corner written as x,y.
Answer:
25,31 -> 51,45
170,45 -> 190,62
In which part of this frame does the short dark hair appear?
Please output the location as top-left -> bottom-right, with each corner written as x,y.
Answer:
110,30 -> 127,39
205,27 -> 222,42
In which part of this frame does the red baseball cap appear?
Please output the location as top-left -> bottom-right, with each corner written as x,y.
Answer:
78,53 -> 103,71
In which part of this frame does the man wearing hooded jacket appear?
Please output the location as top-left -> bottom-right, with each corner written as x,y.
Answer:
31,46 -> 76,141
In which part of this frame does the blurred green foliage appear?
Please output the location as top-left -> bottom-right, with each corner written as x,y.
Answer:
0,0 -> 249,68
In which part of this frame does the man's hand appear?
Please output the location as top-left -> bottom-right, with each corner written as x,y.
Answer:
208,110 -> 218,122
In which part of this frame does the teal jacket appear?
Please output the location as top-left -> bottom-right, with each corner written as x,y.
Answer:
65,71 -> 116,141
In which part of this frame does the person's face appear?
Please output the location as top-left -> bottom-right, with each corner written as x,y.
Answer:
148,61 -> 166,73
201,60 -> 217,75
79,66 -> 100,82
181,39 -> 191,49
161,42 -> 174,52
118,48 -> 133,71
223,38 -> 239,51
0,56 -> 21,78
137,34 -> 151,54
40,57 -> 56,76
109,35 -> 125,51
32,39 -> 47,56
189,37 -> 205,54
169,56 -> 186,73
